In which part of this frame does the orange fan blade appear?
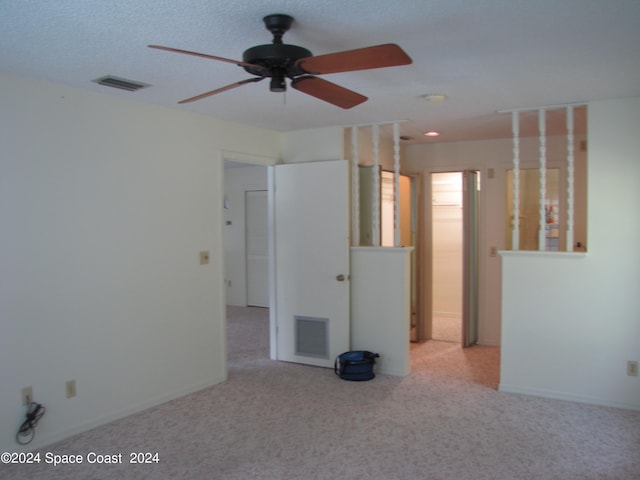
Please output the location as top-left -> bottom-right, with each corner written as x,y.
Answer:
148,45 -> 267,72
291,76 -> 367,109
295,44 -> 412,75
178,78 -> 264,104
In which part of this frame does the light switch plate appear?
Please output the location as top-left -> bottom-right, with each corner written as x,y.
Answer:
199,251 -> 210,265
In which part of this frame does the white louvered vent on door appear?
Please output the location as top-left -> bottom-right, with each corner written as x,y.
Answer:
295,316 -> 329,359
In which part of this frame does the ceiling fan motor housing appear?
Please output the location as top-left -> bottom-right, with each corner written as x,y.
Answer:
242,44 -> 312,76
242,14 -> 312,91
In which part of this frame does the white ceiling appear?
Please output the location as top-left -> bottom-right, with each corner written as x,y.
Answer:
2,0 -> 639,144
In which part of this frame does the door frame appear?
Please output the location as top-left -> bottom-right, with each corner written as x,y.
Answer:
462,170 -> 479,347
221,151 -> 278,363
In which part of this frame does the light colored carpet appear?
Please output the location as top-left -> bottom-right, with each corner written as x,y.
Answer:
432,315 -> 462,343
2,306 -> 639,480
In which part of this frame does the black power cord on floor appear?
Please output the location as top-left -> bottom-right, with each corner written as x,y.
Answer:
16,402 -> 45,445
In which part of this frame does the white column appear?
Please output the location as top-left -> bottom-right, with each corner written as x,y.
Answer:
511,111 -> 520,250
372,124 -> 380,246
351,126 -> 360,246
566,106 -> 575,251
538,108 -> 547,251
393,122 -> 401,247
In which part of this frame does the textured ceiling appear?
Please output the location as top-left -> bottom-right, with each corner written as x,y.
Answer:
1,0 -> 639,143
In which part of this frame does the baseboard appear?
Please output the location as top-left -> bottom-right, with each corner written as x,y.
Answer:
477,337 -> 501,347
499,383 -> 640,412
433,311 -> 461,318
378,366 -> 410,377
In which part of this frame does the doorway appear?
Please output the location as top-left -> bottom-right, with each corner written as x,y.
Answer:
223,160 -> 270,308
424,170 -> 479,347
222,157 -> 273,370
431,172 -> 463,343
223,157 -> 351,369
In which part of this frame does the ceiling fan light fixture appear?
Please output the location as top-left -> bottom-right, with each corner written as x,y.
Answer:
269,69 -> 286,92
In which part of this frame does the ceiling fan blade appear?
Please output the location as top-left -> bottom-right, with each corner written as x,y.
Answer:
148,45 -> 267,72
296,43 -> 412,75
291,76 -> 367,109
178,78 -> 264,104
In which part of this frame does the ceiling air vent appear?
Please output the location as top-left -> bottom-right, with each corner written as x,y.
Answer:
92,75 -> 150,92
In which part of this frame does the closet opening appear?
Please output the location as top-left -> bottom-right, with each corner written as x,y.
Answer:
428,170 -> 479,347
431,172 -> 463,343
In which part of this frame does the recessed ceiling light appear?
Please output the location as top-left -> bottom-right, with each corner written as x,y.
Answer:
424,131 -> 440,137
422,94 -> 447,103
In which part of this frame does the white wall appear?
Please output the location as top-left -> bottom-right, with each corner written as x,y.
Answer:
281,126 -> 344,164
351,247 -> 412,376
500,97 -> 640,410
223,166 -> 269,306
0,74 -> 280,451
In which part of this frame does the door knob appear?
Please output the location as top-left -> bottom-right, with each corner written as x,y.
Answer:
336,274 -> 346,282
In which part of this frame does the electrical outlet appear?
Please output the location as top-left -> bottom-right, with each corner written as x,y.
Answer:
66,379 -> 77,398
628,361 -> 639,377
21,386 -> 33,406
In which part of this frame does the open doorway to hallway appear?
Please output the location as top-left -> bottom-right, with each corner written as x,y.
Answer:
223,159 -> 271,371
223,160 -> 269,308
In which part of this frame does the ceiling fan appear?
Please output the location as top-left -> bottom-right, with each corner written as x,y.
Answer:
149,13 -> 412,109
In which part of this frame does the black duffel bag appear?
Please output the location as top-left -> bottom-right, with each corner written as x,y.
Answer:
334,351 -> 380,381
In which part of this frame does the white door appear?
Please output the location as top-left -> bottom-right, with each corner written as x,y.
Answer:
246,190 -> 269,307
272,160 -> 350,368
